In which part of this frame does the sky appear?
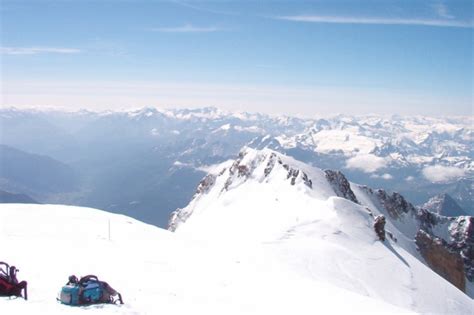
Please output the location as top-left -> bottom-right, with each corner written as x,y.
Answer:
0,0 -> 473,116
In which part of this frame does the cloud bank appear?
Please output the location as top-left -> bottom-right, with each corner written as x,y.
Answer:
345,154 -> 387,173
422,165 -> 466,183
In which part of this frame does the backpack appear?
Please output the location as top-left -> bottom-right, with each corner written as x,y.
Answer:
81,276 -> 103,303
0,262 -> 28,300
59,275 -> 123,306
59,284 -> 81,305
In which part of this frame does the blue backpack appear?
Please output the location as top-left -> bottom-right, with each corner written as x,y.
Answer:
59,275 -> 123,306
59,284 -> 81,305
82,279 -> 103,303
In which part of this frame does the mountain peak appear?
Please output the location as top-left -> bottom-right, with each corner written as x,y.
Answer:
422,193 -> 467,217
126,106 -> 161,119
168,147 -> 346,231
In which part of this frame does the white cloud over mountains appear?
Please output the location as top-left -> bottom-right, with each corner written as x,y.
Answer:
345,154 -> 388,173
422,165 -> 466,183
371,173 -> 393,180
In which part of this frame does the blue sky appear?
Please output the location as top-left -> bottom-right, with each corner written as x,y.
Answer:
1,0 -> 472,116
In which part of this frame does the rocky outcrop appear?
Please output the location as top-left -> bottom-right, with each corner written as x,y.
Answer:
264,153 -> 277,177
415,230 -> 466,292
168,208 -> 185,232
196,174 -> 217,194
359,186 -> 417,221
374,215 -> 386,241
358,184 -> 473,292
300,172 -> 312,189
415,213 -> 473,283
169,173 -> 218,231
375,189 -> 415,220
223,151 -> 260,191
416,207 -> 439,231
324,170 -> 358,203
281,161 -> 313,188
448,216 -> 474,282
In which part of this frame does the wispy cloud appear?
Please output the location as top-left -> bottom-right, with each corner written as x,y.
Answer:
432,2 -> 454,19
1,47 -> 82,55
148,24 -> 223,33
172,0 -> 239,16
277,15 -> 473,28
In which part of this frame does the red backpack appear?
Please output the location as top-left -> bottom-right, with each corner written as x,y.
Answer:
0,262 -> 27,300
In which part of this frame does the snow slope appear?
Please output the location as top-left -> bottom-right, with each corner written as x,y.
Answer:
1,204 -> 413,315
171,148 -> 473,314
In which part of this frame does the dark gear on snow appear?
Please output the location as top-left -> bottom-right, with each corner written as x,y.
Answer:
0,262 -> 28,300
59,274 -> 123,306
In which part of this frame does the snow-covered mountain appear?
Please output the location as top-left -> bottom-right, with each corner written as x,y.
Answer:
420,193 -> 468,217
2,148 -> 473,313
170,148 -> 474,308
1,107 -> 472,226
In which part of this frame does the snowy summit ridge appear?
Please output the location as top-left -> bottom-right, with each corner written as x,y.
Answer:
169,147 -> 474,313
168,147 -> 335,232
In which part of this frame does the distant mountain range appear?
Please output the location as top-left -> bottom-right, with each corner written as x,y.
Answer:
0,190 -> 38,204
0,107 -> 472,225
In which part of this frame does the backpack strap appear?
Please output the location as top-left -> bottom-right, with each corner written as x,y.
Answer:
9,266 -> 18,284
79,275 -> 99,285
0,262 -> 9,279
